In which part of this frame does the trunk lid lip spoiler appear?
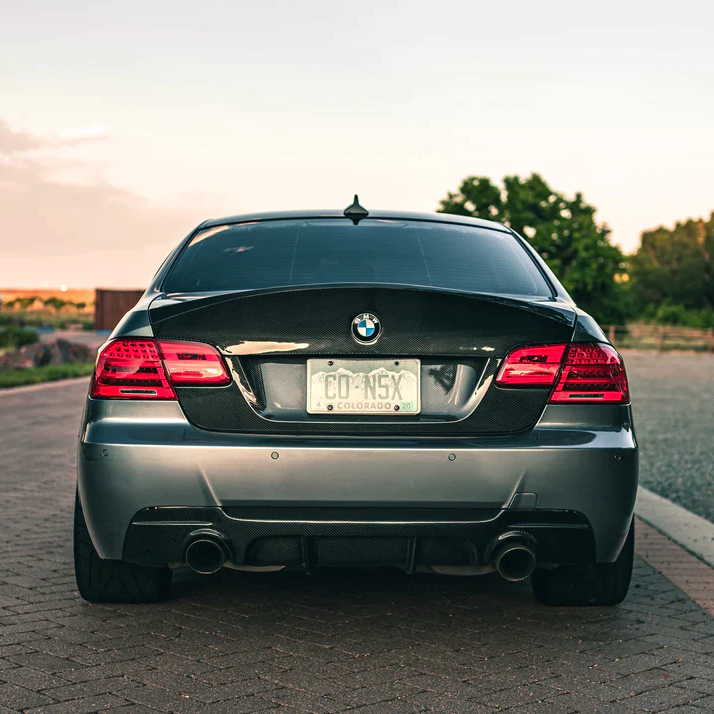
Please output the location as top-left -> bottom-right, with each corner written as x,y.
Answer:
148,284 -> 576,328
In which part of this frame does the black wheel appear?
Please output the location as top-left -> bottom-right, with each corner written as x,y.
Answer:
531,520 -> 634,606
74,492 -> 171,603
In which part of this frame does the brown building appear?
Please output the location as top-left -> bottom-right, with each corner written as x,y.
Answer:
94,289 -> 144,331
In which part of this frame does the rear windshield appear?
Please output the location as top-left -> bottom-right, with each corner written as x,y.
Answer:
163,218 -> 551,297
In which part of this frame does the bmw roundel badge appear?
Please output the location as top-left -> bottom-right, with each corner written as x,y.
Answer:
352,312 -> 381,345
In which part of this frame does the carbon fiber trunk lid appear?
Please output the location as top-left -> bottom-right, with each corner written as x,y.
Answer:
149,286 -> 575,435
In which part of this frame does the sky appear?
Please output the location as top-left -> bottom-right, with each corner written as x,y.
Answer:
1,0 -> 713,289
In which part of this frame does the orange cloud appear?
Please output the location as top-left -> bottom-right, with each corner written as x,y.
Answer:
0,119 -> 106,154
0,119 -> 205,288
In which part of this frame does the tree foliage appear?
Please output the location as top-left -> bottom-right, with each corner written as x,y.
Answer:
6,296 -> 37,310
42,296 -> 67,312
437,173 -> 626,322
628,214 -> 714,314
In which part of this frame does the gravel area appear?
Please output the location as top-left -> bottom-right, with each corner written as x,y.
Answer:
624,350 -> 714,523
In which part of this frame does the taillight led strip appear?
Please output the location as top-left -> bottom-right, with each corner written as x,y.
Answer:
91,339 -> 230,400
496,342 -> 629,404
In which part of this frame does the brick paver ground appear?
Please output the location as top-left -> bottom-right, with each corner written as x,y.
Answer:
1,380 -> 714,713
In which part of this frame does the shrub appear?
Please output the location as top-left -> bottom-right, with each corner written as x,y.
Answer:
0,313 -> 94,330
0,326 -> 40,349
639,302 -> 714,329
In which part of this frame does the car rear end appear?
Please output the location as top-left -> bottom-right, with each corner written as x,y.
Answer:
76,211 -> 637,605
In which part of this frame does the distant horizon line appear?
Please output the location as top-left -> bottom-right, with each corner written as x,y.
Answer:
0,287 -> 145,296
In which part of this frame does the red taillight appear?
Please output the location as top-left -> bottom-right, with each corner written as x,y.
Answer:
91,339 -> 230,399
92,340 -> 176,399
550,343 -> 629,404
158,340 -> 231,386
496,344 -> 567,386
496,342 -> 629,404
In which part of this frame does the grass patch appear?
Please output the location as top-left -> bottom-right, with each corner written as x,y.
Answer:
0,363 -> 94,389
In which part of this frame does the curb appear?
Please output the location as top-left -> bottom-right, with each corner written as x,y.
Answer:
636,486 -> 714,569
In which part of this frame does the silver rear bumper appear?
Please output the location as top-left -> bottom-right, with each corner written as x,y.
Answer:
78,399 -> 637,564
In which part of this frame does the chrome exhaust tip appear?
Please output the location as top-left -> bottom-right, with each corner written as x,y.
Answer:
185,538 -> 226,575
493,541 -> 537,582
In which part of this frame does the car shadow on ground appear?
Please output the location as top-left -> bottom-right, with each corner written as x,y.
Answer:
171,565 -> 533,606
139,565 -> 645,672
165,564 -> 628,632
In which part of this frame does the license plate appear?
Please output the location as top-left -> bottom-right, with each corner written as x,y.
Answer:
307,359 -> 421,415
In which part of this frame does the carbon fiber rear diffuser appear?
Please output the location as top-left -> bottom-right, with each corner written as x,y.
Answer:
123,507 -> 595,571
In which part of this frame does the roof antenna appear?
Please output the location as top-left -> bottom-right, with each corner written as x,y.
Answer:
343,194 -> 369,224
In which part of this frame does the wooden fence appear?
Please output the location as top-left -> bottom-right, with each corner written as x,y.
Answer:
602,324 -> 714,352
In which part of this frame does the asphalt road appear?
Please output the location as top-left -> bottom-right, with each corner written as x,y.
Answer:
1,371 -> 714,713
624,350 -> 714,523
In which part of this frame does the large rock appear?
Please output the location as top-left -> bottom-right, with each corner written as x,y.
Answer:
0,339 -> 94,370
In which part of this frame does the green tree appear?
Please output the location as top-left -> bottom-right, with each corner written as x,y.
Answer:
438,173 -> 627,323
628,214 -> 714,314
7,296 -> 37,310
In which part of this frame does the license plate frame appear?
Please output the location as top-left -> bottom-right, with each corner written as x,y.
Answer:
307,358 -> 421,415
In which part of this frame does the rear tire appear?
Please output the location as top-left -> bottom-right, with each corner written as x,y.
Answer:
74,492 -> 171,603
531,520 -> 634,606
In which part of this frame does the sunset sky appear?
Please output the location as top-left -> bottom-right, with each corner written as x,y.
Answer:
2,0 -> 713,289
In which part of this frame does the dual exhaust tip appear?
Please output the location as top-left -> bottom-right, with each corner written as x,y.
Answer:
185,534 -> 537,581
